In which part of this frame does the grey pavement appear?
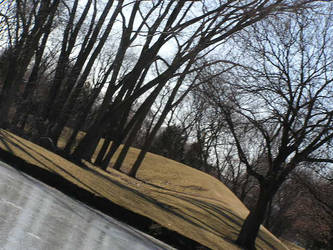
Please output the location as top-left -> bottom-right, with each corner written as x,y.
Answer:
0,160 -> 175,250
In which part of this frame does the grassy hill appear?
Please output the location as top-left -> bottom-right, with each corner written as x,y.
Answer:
0,129 -> 292,249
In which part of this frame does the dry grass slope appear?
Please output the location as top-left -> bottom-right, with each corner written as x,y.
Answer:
281,240 -> 305,250
0,129 -> 290,250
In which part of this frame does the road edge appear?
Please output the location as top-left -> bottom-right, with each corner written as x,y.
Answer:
0,148 -> 208,250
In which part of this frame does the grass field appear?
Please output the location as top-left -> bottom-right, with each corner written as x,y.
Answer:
281,240 -> 304,250
0,129 -> 294,250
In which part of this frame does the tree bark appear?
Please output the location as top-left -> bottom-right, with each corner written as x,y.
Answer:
235,186 -> 277,250
71,119 -> 104,161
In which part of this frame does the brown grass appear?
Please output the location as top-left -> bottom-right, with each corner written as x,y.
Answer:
281,240 -> 305,250
0,129 -> 290,250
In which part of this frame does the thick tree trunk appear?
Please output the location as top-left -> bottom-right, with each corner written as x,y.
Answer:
235,187 -> 275,250
99,104 -> 137,170
64,74 -> 107,154
99,124 -> 132,170
73,95 -> 131,162
63,112 -> 90,154
0,55 -> 19,128
71,120 -> 103,161
109,80 -> 168,172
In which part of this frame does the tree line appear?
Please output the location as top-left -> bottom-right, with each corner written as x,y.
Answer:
0,1 -> 332,249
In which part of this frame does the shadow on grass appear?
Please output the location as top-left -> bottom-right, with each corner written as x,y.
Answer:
137,174 -> 277,249
0,130 -> 278,250
0,131 -> 98,194
0,131 -> 208,249
0,133 -> 14,154
154,191 -> 276,250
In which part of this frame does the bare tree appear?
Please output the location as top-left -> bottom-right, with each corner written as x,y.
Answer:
0,0 -> 61,127
42,0 -> 96,122
72,0 -> 324,173
198,9 -> 333,249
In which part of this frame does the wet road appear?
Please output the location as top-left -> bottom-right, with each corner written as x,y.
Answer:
0,160 -> 174,250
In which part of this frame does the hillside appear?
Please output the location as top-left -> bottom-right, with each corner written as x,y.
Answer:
0,129 -> 289,249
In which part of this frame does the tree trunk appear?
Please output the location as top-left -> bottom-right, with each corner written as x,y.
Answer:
99,117 -> 136,170
112,112 -> 147,171
128,62 -> 191,177
0,52 -> 19,128
0,0 -> 60,127
72,1 -> 186,160
100,139 -> 120,170
52,0 -> 120,121
99,102 -> 138,170
94,135 -> 112,166
71,121 -> 103,161
43,0 -> 93,120
129,103 -> 168,177
51,1 -> 124,142
49,122 -> 65,143
73,88 -> 135,162
13,7 -> 55,127
235,187 -> 275,250
263,199 -> 273,229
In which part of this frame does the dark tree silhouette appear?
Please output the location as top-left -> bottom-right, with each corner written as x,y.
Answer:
198,11 -> 333,249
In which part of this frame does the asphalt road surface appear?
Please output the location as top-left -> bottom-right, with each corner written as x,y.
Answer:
0,160 -> 175,250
